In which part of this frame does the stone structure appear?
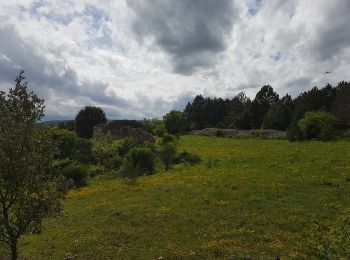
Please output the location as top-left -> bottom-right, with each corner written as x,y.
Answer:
93,121 -> 155,143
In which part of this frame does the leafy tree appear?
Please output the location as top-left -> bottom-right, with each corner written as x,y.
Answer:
75,106 -> 107,138
250,85 -> 279,128
262,103 -> 292,130
0,71 -> 68,259
163,110 -> 189,134
333,81 -> 350,127
293,84 -> 337,121
298,111 -> 338,141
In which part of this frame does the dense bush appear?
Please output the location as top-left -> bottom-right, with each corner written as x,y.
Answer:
61,163 -> 89,187
175,150 -> 202,165
286,123 -> 303,141
117,138 -> 140,157
71,138 -> 94,163
160,142 -> 177,170
121,147 -> 156,177
103,156 -> 122,170
51,128 -> 77,159
143,119 -> 166,137
92,141 -> 118,164
298,111 -> 338,141
162,133 -> 177,144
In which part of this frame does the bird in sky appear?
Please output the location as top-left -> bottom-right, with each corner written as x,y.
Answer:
324,71 -> 331,74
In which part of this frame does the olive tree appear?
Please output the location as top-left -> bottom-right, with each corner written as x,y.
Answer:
0,71 -> 68,259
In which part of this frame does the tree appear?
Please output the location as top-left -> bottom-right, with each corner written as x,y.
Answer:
250,85 -> 279,128
75,106 -> 107,138
262,103 -> 292,130
0,71 -> 68,259
163,110 -> 189,134
333,81 -> 350,127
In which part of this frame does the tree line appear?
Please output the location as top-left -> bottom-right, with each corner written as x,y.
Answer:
163,82 -> 350,139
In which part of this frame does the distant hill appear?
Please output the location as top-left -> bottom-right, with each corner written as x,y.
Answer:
38,120 -> 73,128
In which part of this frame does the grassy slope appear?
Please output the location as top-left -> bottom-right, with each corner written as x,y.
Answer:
18,136 -> 350,259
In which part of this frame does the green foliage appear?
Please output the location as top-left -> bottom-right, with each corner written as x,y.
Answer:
163,110 -> 189,134
262,103 -> 292,130
160,142 -> 177,170
143,118 -> 166,137
51,128 -> 77,159
286,122 -> 303,141
298,111 -> 338,140
117,138 -> 140,157
75,106 -> 107,139
61,163 -> 89,187
0,71 -> 68,259
71,138 -> 94,163
175,150 -> 201,165
121,147 -> 156,177
162,133 -> 177,144
103,156 -> 122,171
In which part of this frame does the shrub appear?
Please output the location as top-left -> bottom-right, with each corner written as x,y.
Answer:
160,142 -> 177,170
117,138 -> 140,157
287,123 -> 303,141
298,111 -> 338,141
92,141 -> 118,164
89,165 -> 105,177
162,133 -> 177,144
175,150 -> 201,165
103,156 -> 122,170
71,138 -> 94,163
61,163 -> 89,187
121,147 -> 156,177
51,128 -> 77,159
216,129 -> 224,137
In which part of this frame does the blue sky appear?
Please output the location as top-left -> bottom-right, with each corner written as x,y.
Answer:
0,0 -> 349,120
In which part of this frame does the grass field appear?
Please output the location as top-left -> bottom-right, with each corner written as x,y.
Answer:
15,136 -> 350,259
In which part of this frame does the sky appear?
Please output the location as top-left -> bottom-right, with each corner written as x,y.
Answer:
0,0 -> 349,120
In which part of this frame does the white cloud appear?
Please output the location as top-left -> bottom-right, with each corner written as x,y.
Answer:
0,0 -> 349,120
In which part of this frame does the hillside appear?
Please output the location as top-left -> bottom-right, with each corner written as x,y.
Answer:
19,136 -> 350,259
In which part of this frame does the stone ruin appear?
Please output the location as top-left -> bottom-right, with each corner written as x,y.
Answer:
93,121 -> 155,143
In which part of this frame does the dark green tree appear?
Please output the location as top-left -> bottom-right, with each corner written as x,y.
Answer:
0,71 -> 68,260
163,110 -> 189,134
75,106 -> 107,138
250,85 -> 279,128
262,103 -> 292,130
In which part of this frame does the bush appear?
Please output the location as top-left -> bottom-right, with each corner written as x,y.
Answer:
121,147 -> 156,177
287,123 -> 303,141
117,138 -> 140,157
71,138 -> 94,163
175,150 -> 201,165
162,133 -> 177,144
298,111 -> 338,141
103,156 -> 122,170
88,165 -> 105,177
160,142 -> 177,170
91,141 -> 118,164
51,128 -> 77,159
61,163 -> 89,187
216,129 -> 224,137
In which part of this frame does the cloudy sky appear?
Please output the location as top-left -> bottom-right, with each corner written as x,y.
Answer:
0,0 -> 349,120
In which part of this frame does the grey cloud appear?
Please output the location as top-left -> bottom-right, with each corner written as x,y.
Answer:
127,0 -> 236,75
313,1 -> 350,61
0,25 -> 129,119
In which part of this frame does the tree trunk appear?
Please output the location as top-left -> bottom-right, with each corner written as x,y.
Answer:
10,241 -> 17,260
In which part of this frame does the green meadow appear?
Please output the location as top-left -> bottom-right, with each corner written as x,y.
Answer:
18,136 -> 350,259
